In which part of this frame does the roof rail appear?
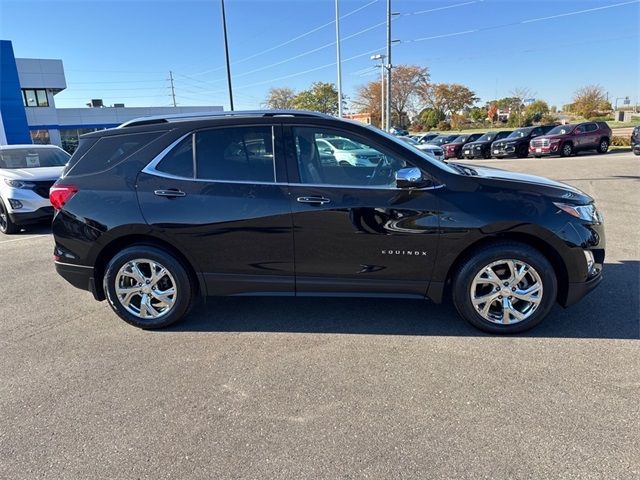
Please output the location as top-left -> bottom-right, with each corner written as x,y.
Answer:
118,109 -> 334,128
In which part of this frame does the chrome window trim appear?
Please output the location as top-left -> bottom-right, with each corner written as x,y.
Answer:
142,132 -> 194,179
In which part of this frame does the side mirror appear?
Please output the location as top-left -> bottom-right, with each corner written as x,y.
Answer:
395,167 -> 424,189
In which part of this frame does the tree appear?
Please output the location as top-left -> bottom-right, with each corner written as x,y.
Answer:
421,83 -> 478,117
263,87 -> 296,109
292,82 -> 340,115
469,107 -> 486,123
487,104 -> 498,123
352,80 -> 384,127
418,108 -> 445,129
571,85 -> 610,119
450,113 -> 467,130
525,100 -> 550,123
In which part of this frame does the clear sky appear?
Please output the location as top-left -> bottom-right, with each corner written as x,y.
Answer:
1,0 -> 638,111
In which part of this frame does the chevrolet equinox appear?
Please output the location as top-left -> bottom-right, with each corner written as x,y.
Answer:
51,110 -> 605,334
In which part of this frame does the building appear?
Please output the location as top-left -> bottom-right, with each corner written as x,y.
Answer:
0,40 -> 223,151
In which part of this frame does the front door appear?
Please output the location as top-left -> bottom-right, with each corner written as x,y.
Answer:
285,126 -> 440,297
136,124 -> 295,295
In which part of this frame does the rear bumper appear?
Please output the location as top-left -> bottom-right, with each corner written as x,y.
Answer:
54,261 -> 103,300
8,207 -> 54,225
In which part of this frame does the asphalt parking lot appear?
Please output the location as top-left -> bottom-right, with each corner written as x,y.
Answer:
1,151 -> 638,479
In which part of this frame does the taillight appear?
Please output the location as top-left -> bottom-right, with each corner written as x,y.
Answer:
49,185 -> 77,210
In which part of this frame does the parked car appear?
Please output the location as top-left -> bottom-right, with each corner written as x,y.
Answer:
316,137 -> 382,166
491,125 -> 556,159
0,144 -> 70,234
427,134 -> 461,147
390,127 -> 409,136
442,133 -> 484,159
529,122 -> 612,157
411,132 -> 440,144
397,136 -> 445,161
52,110 -> 604,334
632,126 -> 640,156
462,131 -> 512,159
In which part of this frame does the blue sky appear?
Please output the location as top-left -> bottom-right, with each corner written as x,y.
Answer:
1,0 -> 638,111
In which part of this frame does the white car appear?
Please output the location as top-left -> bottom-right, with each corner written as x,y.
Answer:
316,137 -> 383,167
397,136 -> 445,162
0,144 -> 70,234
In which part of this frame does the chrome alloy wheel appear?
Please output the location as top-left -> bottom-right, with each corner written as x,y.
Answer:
470,259 -> 543,325
114,259 -> 177,319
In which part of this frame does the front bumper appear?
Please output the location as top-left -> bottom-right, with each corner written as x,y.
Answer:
462,146 -> 486,158
8,206 -> 54,225
529,144 -> 561,156
492,144 -> 518,158
562,271 -> 603,307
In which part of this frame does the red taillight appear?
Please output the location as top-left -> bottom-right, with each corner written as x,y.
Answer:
49,185 -> 77,210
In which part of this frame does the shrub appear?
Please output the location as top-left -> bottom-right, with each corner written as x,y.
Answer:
437,120 -> 451,131
611,135 -> 630,146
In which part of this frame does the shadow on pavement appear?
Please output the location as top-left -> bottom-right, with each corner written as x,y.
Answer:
168,261 -> 639,340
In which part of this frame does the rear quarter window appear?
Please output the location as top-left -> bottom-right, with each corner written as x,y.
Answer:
65,131 -> 162,176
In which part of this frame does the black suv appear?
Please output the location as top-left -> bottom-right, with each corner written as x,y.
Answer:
491,125 -> 556,159
462,131 -> 512,159
51,110 -> 605,334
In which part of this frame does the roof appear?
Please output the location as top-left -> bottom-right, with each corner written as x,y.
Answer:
0,144 -> 63,150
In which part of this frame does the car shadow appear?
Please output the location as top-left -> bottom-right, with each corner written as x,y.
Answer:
166,261 -> 639,339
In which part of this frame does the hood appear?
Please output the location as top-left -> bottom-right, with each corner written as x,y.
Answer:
454,163 -> 591,201
536,133 -> 569,141
0,166 -> 64,181
416,144 -> 441,152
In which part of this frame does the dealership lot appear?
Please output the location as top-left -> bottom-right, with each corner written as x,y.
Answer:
0,151 -> 638,479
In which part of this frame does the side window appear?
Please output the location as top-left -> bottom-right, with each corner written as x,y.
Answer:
156,136 -> 194,178
195,126 -> 274,182
585,123 -> 598,132
574,125 -> 585,134
531,127 -> 542,137
292,127 -> 408,188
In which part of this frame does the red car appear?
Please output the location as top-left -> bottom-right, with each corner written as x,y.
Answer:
442,133 -> 484,159
529,122 -> 612,157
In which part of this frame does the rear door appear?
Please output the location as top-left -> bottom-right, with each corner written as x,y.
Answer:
284,124 -> 440,297
583,123 -> 599,149
136,124 -> 295,296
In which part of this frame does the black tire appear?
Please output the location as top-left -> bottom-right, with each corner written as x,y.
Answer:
597,138 -> 609,154
534,155 -> 542,159
103,245 -> 195,329
0,199 -> 18,234
482,149 -> 491,159
516,145 -> 528,158
452,242 -> 557,334
560,142 -> 573,157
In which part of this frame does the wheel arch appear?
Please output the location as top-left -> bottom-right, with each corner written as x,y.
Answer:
435,232 -> 569,305
92,234 -> 204,301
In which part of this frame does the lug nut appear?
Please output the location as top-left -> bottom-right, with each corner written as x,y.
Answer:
498,295 -> 503,299
512,287 -> 516,291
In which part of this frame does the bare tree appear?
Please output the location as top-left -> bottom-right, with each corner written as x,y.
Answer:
263,87 -> 296,109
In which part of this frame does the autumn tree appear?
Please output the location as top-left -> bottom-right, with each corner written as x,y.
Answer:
292,82 -> 340,115
571,85 -> 611,119
352,80 -> 384,127
420,83 -> 478,117
525,100 -> 550,123
263,87 -> 296,109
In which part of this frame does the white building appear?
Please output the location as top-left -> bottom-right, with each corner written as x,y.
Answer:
0,40 -> 223,151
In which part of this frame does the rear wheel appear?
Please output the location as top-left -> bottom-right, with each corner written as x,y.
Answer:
0,199 -> 18,234
560,143 -> 573,157
597,138 -> 609,154
103,245 -> 195,329
452,242 -> 557,334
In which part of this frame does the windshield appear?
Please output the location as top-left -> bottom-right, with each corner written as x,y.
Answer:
399,136 -> 418,145
507,127 -> 533,139
325,138 -> 362,150
476,132 -> 498,142
451,135 -> 470,144
0,148 -> 70,169
366,126 -> 458,175
547,125 -> 574,135
429,135 -> 460,146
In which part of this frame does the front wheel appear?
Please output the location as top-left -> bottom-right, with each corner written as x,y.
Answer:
560,143 -> 573,157
103,245 -> 195,329
452,242 -> 557,334
0,199 -> 18,234
597,138 -> 609,154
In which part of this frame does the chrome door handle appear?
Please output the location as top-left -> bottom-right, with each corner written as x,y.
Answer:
154,189 -> 186,198
296,196 -> 331,205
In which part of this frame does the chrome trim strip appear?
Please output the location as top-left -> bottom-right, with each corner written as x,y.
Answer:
54,261 -> 93,269
141,132 -> 194,179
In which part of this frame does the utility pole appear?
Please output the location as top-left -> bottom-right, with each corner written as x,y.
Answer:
169,70 -> 177,107
371,54 -> 385,129
335,0 -> 343,118
385,0 -> 392,131
220,0 -> 234,111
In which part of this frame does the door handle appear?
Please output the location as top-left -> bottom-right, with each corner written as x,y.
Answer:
296,196 -> 331,205
154,189 -> 186,198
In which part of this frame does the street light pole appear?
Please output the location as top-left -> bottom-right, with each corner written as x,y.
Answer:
385,0 -> 392,131
335,0 -> 343,117
220,0 -> 234,111
371,54 -> 386,129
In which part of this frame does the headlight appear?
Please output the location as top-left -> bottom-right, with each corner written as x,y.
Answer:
4,178 -> 35,189
554,202 -> 601,222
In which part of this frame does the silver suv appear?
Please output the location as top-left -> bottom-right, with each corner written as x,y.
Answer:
0,144 -> 70,234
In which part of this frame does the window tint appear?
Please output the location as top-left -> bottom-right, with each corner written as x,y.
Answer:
67,131 -> 161,176
156,136 -> 194,178
585,123 -> 598,132
195,126 -> 274,182
292,127 -> 408,188
0,147 -> 69,169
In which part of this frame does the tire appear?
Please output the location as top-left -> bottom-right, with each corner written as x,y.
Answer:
339,161 -> 351,167
560,142 -> 573,157
534,155 -> 542,159
482,150 -> 491,159
103,245 -> 195,329
451,242 -> 557,334
597,138 -> 609,154
0,199 -> 18,234
516,145 -> 528,158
